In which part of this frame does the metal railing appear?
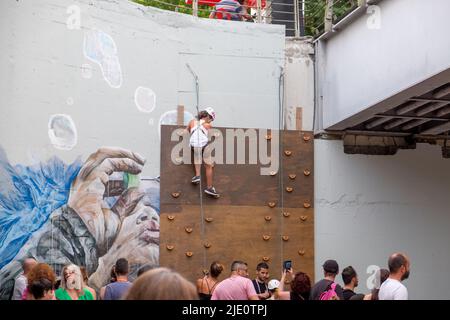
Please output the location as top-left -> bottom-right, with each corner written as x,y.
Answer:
133,0 -> 361,37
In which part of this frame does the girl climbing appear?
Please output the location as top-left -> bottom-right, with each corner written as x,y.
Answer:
187,107 -> 219,198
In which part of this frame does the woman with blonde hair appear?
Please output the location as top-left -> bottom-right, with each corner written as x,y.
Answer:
125,267 -> 198,300
55,264 -> 94,300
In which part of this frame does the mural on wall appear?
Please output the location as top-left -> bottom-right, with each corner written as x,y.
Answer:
0,147 -> 160,299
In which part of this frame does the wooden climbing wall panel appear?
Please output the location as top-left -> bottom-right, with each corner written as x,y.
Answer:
160,125 -> 314,284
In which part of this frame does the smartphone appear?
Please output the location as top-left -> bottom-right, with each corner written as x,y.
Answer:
283,260 -> 292,271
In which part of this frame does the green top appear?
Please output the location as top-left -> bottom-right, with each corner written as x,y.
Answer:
55,288 -> 94,300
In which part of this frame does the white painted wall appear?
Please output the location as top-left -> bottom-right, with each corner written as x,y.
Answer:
284,38 -> 314,131
317,0 -> 450,129
0,0 -> 285,176
315,140 -> 450,299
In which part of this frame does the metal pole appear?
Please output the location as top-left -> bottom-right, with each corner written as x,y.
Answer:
294,0 -> 299,37
325,0 -> 333,32
256,0 -> 262,23
193,0 -> 198,17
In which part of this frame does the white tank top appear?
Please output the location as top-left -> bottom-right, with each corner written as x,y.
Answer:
189,121 -> 209,148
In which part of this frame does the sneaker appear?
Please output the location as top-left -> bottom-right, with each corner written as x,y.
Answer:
191,176 -> 200,184
204,187 -> 220,198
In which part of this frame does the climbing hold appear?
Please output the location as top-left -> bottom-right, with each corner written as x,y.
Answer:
303,202 -> 311,208
283,212 -> 290,217
171,192 -> 180,198
286,187 -> 293,193
166,245 -> 174,251
303,134 -> 311,142
264,215 -> 272,221
262,256 -> 270,262
284,279 -> 291,284
298,250 -> 305,256
167,215 -> 175,221
288,174 -> 296,180
282,235 -> 289,241
270,171 -> 277,176
185,227 -> 193,233
284,150 -> 292,156
300,215 -> 308,222
265,134 -> 272,140
185,251 -> 193,257
205,217 -> 213,223
204,242 -> 211,248
268,201 -> 276,208
303,169 -> 311,176
262,235 -> 271,241
176,129 -> 184,136
174,157 -> 183,165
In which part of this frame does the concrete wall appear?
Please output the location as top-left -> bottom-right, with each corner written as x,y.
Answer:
0,0 -> 285,176
316,0 -> 450,129
0,0 -> 285,297
315,140 -> 450,299
284,38 -> 314,131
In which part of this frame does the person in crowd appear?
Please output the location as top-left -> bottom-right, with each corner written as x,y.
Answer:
379,253 -> 410,300
342,266 -> 359,300
251,262 -> 270,300
267,279 -> 280,300
197,261 -> 224,300
209,0 -> 253,21
104,258 -> 132,300
369,268 -> 390,300
310,259 -> 344,300
268,268 -> 311,300
211,261 -> 258,300
289,271 -> 311,300
137,264 -> 155,277
80,266 -> 97,300
55,264 -> 94,300
125,267 -> 198,300
12,258 -> 37,300
26,263 -> 57,300
99,265 -> 117,300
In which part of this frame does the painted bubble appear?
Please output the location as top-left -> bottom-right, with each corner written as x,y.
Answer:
48,114 -> 78,150
83,30 -> 122,88
158,110 -> 194,138
135,87 -> 157,113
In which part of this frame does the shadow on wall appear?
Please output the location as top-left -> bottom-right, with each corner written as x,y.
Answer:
0,146 -> 160,300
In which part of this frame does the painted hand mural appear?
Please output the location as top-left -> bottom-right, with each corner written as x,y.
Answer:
0,147 -> 160,299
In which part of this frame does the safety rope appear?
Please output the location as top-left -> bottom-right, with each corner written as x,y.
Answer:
278,66 -> 285,270
186,63 -> 207,272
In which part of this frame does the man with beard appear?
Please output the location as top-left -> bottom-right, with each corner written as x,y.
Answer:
379,253 -> 410,300
341,266 -> 359,300
251,262 -> 270,300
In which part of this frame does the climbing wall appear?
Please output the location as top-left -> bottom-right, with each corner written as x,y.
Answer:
160,125 -> 314,283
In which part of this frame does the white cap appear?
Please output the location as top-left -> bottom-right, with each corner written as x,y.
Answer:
204,107 -> 216,121
268,279 -> 280,290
